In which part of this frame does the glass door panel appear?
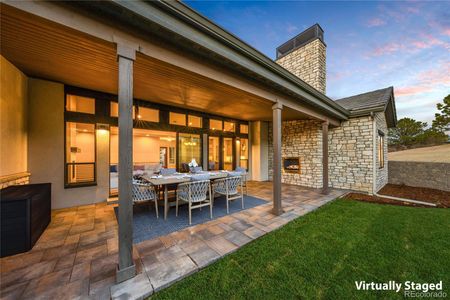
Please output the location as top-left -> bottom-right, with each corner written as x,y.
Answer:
223,137 -> 234,171
208,136 -> 220,170
179,133 -> 201,172
237,138 -> 249,170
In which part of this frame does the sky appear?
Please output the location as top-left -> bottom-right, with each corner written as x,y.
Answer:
185,1 -> 450,124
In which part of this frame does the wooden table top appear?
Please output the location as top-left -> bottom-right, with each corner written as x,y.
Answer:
143,171 -> 229,185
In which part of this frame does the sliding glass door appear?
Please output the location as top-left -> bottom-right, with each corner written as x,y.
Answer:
222,137 -> 234,171
178,133 -> 201,172
208,136 -> 220,170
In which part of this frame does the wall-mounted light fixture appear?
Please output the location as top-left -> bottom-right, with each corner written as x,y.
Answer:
96,123 -> 110,134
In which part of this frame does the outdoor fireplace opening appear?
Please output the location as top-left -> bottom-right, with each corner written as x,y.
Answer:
283,157 -> 300,173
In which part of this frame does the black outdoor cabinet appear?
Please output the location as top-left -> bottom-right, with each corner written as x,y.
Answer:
1,183 -> 51,257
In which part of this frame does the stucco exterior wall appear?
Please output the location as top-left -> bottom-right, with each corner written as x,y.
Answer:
0,55 -> 28,183
250,121 -> 269,181
328,116 -> 374,193
374,112 -> 388,192
275,39 -> 326,94
268,120 -> 323,188
28,78 -> 110,209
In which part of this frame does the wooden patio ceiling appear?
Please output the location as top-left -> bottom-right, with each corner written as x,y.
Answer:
0,4 -> 311,121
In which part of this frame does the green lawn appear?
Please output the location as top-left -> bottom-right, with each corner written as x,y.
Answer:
151,199 -> 450,299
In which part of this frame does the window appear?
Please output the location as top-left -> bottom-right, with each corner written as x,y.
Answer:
179,134 -> 201,171
209,119 -> 223,131
224,121 -> 235,132
378,130 -> 385,169
65,122 -> 96,186
110,102 -> 136,119
188,115 -> 202,128
237,138 -> 249,170
223,137 -> 234,170
169,112 -> 186,126
137,107 -> 159,122
240,124 -> 249,134
66,95 -> 95,114
109,127 -> 177,195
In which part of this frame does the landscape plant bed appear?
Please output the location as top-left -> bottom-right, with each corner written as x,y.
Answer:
380,184 -> 450,208
344,193 -> 432,208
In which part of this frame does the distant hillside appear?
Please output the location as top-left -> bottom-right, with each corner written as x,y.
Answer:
388,144 -> 450,163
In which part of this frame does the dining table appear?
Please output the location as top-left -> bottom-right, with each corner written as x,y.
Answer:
143,171 -> 229,220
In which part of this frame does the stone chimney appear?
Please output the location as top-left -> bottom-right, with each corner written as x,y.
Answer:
275,24 -> 326,94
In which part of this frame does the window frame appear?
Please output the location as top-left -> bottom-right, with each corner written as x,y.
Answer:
223,121 -> 236,132
65,94 -> 96,115
64,85 -> 250,185
239,124 -> 249,134
64,121 -> 97,188
378,130 -> 385,169
187,114 -> 202,128
169,112 -> 187,126
136,106 -> 159,123
209,119 -> 223,131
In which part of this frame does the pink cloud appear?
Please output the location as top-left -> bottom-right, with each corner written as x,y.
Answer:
367,18 -> 386,27
369,33 -> 449,57
442,28 -> 450,37
371,42 -> 404,56
396,86 -> 433,97
396,63 -> 450,97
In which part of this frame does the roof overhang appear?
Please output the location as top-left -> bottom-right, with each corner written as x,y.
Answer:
62,0 -> 349,121
347,89 -> 397,128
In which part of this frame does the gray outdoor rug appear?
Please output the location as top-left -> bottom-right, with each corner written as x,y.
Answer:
114,195 -> 267,243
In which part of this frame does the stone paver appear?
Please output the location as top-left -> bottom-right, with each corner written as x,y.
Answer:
0,182 -> 346,299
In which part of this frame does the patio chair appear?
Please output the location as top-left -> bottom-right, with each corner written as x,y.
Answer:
132,180 -> 159,218
235,166 -> 248,195
160,168 -> 176,175
213,173 -> 244,214
180,163 -> 190,173
176,174 -> 212,225
190,166 -> 203,173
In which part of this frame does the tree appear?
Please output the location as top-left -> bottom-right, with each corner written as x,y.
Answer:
388,117 -> 427,146
417,128 -> 448,145
432,94 -> 450,133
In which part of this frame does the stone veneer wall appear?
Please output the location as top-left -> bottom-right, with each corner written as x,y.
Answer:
388,161 -> 450,192
374,112 -> 388,192
268,120 -> 323,188
328,116 -> 374,193
0,172 -> 30,190
275,39 -> 326,94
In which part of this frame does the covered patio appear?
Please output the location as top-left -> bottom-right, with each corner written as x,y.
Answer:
0,182 -> 346,299
0,2 -> 353,299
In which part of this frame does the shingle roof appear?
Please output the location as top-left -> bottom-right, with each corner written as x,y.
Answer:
335,87 -> 393,112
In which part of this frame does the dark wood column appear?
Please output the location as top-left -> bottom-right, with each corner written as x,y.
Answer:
272,102 -> 283,215
322,121 -> 329,194
116,45 -> 136,283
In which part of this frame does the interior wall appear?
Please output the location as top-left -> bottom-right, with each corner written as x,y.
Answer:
0,55 -> 28,177
110,133 -> 176,167
27,78 -> 109,208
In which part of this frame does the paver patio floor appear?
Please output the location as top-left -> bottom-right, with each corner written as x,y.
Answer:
0,182 -> 346,299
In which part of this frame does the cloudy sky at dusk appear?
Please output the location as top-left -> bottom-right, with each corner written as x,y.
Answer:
186,1 -> 450,124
